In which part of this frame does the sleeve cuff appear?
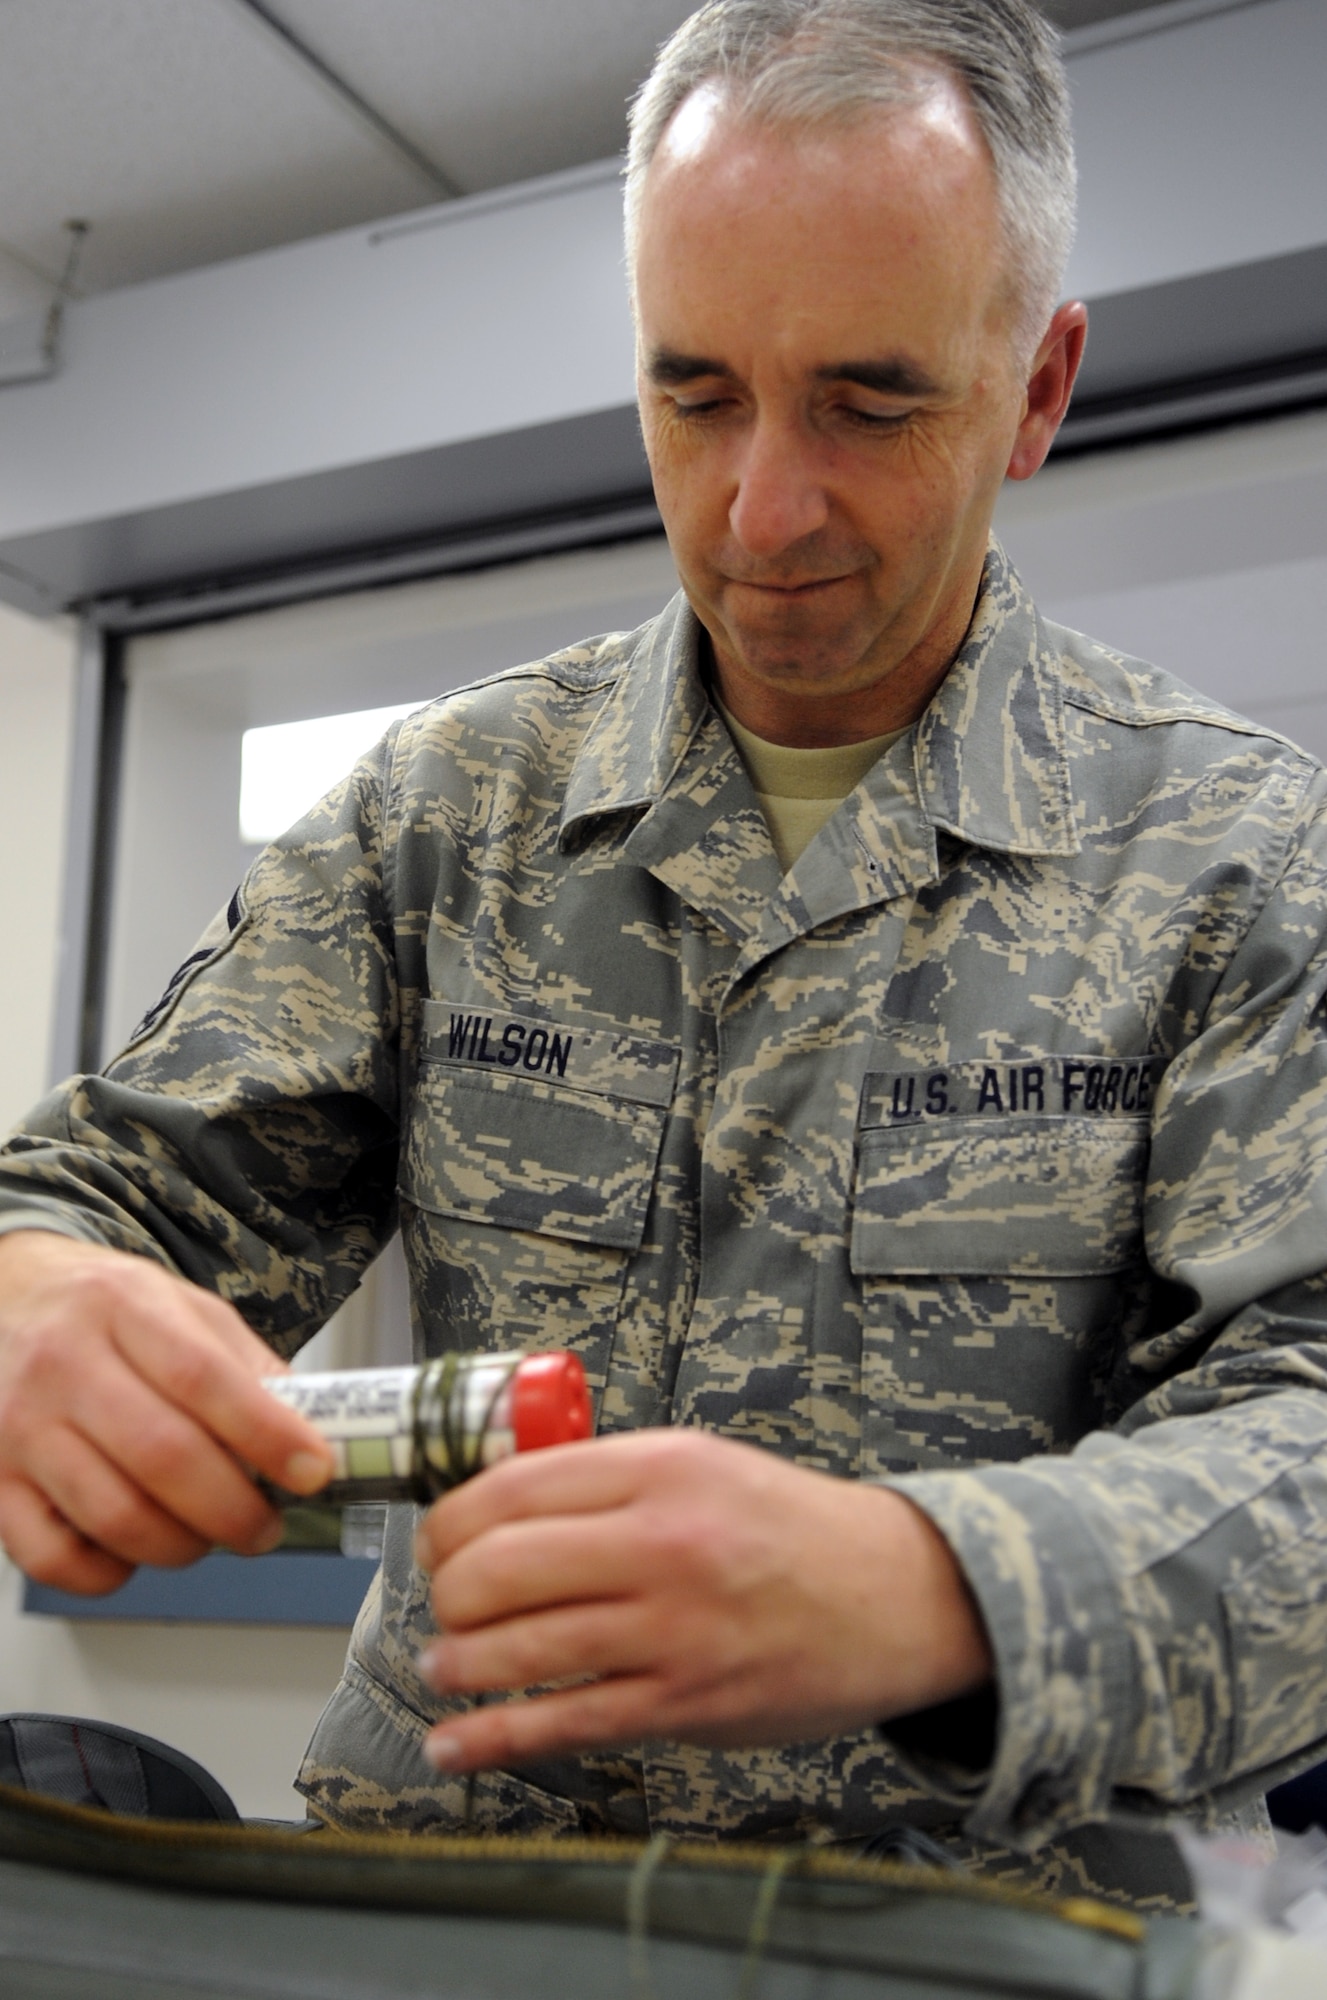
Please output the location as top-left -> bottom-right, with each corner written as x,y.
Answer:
0,1206 -> 111,1249
883,1464 -> 1140,1851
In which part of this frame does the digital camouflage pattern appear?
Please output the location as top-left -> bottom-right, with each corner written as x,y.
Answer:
4,542 -> 1327,1908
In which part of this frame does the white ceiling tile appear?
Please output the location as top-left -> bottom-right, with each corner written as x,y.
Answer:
0,0 -> 434,301
259,0 -> 699,191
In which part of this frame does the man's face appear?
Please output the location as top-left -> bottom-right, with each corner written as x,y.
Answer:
634,81 -> 1045,741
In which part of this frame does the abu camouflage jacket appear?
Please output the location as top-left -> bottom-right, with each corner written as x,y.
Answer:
5,542 -> 1327,1907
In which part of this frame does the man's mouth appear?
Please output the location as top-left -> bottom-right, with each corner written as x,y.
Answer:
726,573 -> 853,596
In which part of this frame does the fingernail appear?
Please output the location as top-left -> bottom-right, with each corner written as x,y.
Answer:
416,1643 -> 445,1687
251,1516 -> 286,1555
283,1450 -> 331,1495
422,1732 -> 463,1772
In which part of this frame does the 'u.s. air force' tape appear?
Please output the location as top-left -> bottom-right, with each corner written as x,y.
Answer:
861,1054 -> 1169,1125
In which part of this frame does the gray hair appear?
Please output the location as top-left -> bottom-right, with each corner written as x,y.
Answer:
625,0 -> 1077,357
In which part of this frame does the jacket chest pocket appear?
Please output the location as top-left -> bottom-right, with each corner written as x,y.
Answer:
851,1073 -> 1153,1479
398,1001 -> 678,1409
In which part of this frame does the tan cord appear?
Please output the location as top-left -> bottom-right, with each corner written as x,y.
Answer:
737,1847 -> 799,2000
627,1830 -> 675,2000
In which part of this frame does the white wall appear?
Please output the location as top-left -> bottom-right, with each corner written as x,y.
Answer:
0,598 -> 354,1818
0,1575 -> 351,1820
1064,0 -> 1327,297
995,404 -> 1327,763
0,602 -> 75,1132
0,159 -> 635,532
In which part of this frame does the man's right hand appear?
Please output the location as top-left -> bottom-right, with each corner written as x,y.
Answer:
0,1229 -> 335,1595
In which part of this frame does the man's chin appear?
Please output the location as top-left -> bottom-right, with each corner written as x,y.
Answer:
723,635 -> 876,694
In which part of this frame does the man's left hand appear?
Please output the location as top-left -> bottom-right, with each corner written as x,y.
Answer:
414,1427 -> 993,1774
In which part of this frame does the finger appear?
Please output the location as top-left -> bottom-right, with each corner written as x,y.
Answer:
0,1476 -> 134,1595
431,1510 -> 659,1631
63,1347 -> 291,1553
419,1599 -> 651,1697
417,1432 -> 661,1569
422,1676 -> 660,1776
104,1287 -> 334,1493
24,1421 -> 221,1569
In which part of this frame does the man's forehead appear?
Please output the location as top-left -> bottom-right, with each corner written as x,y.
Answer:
650,64 -> 984,182
635,82 -> 1007,383
636,73 -> 1001,298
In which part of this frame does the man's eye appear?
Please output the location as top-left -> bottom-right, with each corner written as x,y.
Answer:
841,404 -> 910,430
673,396 -> 731,418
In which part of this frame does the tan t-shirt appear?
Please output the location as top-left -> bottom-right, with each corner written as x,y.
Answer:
718,701 -> 905,871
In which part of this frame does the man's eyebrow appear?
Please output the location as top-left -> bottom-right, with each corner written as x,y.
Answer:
817,360 -> 941,397
644,348 -> 735,386
643,350 -> 942,397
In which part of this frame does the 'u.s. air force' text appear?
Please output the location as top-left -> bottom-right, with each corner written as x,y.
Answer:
862,1055 -> 1168,1125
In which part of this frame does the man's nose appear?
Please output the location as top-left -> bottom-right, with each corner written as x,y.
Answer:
727,419 -> 831,557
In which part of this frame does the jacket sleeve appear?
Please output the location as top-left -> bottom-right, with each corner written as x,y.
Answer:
0,733 -> 404,1360
886,780 -> 1327,1852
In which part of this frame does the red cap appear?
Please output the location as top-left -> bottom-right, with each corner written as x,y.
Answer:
510,1351 -> 592,1453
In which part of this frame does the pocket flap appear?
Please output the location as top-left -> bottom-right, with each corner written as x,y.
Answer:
403,1004 -> 677,1252
851,1119 -> 1148,1278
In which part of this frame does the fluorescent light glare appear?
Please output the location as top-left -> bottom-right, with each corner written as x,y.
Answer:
240,701 -> 421,844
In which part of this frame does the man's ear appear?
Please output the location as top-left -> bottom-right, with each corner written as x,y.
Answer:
1006,301 -> 1089,482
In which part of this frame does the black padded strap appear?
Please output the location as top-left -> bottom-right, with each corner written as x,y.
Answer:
0,1715 -> 239,1822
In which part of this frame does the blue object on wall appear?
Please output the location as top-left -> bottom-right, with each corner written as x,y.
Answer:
22,1551 -> 376,1627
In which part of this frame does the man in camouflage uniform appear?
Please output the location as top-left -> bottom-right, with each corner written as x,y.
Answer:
3,0 -> 1327,1910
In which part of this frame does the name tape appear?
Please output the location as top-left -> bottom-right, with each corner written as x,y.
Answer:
423,998 -> 679,1107
440,1010 -> 576,1080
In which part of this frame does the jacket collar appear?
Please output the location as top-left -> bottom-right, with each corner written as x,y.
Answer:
914,539 -> 1079,859
559,592 -> 710,839
560,540 -> 1080,863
